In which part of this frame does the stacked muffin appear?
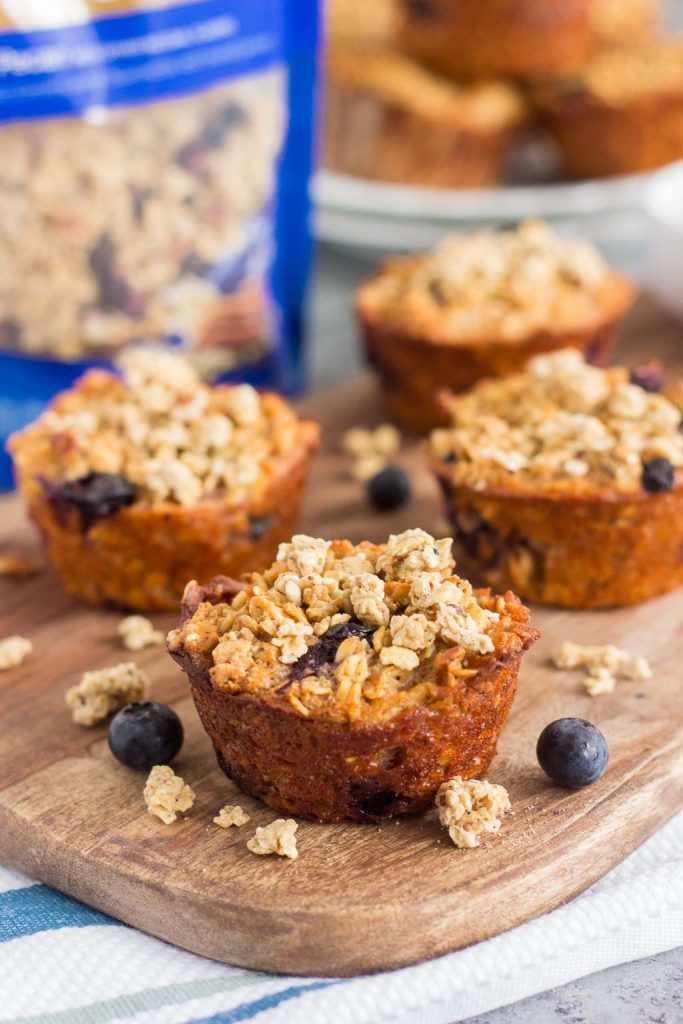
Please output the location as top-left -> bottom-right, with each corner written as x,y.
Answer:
325,0 -> 683,183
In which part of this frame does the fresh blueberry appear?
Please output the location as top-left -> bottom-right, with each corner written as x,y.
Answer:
249,515 -> 274,540
108,702 -> 184,772
630,364 -> 664,393
367,465 -> 411,512
45,472 -> 137,531
641,457 -> 674,494
536,718 -> 608,789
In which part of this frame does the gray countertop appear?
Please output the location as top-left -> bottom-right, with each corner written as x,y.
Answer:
309,243 -> 683,1024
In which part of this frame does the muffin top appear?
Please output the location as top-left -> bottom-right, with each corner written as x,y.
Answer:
8,348 -> 317,509
542,40 -> 683,106
328,49 -> 526,130
357,221 -> 629,344
430,348 -> 683,496
168,528 -> 534,724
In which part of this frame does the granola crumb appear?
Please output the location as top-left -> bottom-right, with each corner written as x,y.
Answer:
118,615 -> 164,652
343,424 -> 401,481
246,818 -> 299,859
0,635 -> 32,671
66,661 -> 150,726
143,765 -> 195,825
213,804 -> 251,829
551,640 -> 652,697
0,552 -> 43,577
436,776 -> 511,849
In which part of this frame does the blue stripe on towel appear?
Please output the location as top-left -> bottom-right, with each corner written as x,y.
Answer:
189,981 -> 336,1023
0,884 -> 117,941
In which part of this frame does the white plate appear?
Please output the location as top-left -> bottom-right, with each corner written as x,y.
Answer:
314,168 -> 651,272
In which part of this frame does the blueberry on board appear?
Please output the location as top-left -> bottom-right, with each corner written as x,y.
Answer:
536,718 -> 608,789
641,457 -> 674,494
45,472 -> 137,531
108,702 -> 184,772
367,465 -> 412,512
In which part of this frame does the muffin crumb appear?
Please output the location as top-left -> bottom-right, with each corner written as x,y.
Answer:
436,776 -> 511,849
118,615 -> 164,652
0,635 -> 32,671
552,640 -> 652,696
144,765 -> 195,825
66,661 -> 150,726
247,819 -> 299,859
213,804 -> 251,829
343,424 -> 401,481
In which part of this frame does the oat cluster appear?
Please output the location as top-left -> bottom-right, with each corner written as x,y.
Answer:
342,423 -> 401,482
66,662 -> 150,726
17,348 -> 305,507
559,40 -> 683,105
118,615 -> 164,652
168,528 -> 509,722
0,635 -> 32,671
0,73 -> 282,359
246,819 -> 299,860
431,348 -> 683,494
553,640 -> 652,697
436,776 -> 511,849
359,221 -> 614,344
213,805 -> 251,829
143,765 -> 195,825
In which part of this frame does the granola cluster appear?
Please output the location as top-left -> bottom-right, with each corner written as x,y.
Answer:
342,423 -> 401,482
168,528 -> 513,722
556,40 -> 683,105
143,765 -> 195,825
0,73 -> 282,361
552,640 -> 652,696
358,221 -> 614,344
66,662 -> 150,726
0,635 -> 32,671
12,348 -> 306,507
431,348 -> 683,494
436,776 -> 511,849
246,819 -> 299,860
118,616 -> 164,652
213,805 -> 251,829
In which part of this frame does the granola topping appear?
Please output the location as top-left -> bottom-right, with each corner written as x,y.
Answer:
246,818 -> 299,859
214,804 -> 251,829
118,615 -> 165,652
65,662 -> 150,726
431,348 -> 683,495
143,765 -> 195,825
9,348 -> 309,508
168,529 -> 522,723
0,635 -> 32,671
358,221 -> 616,344
436,776 -> 511,849
552,640 -> 652,697
553,40 -> 683,106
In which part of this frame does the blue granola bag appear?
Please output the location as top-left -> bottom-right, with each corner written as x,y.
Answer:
0,0 -> 320,486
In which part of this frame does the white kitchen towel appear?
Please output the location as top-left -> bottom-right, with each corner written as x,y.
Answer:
1,810 -> 682,1024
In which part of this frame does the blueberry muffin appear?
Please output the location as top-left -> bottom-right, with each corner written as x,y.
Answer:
356,221 -> 634,431
430,349 -> 683,608
167,528 -> 538,823
324,49 -> 526,188
8,349 -> 319,611
534,40 -> 683,178
398,0 -> 594,81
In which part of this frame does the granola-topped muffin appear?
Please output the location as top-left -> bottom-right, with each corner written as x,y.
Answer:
324,49 -> 526,188
534,40 -> 683,178
168,529 -> 538,823
430,349 -> 683,608
357,220 -> 634,431
398,0 -> 594,81
8,349 -> 319,611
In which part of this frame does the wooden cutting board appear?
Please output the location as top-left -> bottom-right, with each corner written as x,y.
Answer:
1,298 -> 682,977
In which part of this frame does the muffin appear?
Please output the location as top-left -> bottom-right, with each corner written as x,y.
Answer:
8,349 -> 319,611
430,349 -> 683,609
397,0 -> 594,81
324,49 -> 526,188
534,41 -> 683,179
590,0 -> 660,48
168,528 -> 538,823
356,220 -> 634,431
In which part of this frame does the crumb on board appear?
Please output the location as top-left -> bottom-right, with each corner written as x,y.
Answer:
435,776 -> 511,849
0,635 -> 32,671
65,661 -> 150,726
213,804 -> 251,829
144,765 -> 195,824
118,615 -> 164,652
246,818 -> 298,859
552,640 -> 652,697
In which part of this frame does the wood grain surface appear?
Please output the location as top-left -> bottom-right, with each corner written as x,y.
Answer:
0,297 -> 682,977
